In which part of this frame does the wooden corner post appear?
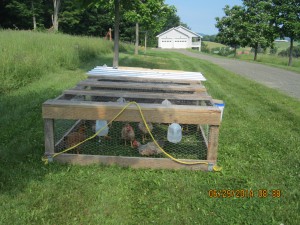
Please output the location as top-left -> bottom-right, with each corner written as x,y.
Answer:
44,119 -> 54,155
207,125 -> 220,162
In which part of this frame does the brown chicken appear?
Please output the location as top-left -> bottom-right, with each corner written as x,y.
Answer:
138,122 -> 153,143
121,123 -> 135,147
136,141 -> 165,156
65,125 -> 86,154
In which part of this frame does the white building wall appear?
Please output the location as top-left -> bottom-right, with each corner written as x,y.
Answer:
158,29 -> 189,49
157,26 -> 201,51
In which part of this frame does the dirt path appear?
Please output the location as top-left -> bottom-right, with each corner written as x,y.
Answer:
165,49 -> 300,100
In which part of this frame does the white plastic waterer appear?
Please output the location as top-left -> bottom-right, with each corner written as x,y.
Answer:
95,120 -> 109,137
213,99 -> 225,120
167,123 -> 182,143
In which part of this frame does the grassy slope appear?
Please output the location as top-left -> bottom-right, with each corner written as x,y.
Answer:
0,31 -> 299,224
203,41 -> 226,49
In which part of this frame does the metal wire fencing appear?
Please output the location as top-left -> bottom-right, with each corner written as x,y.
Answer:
54,119 -> 210,160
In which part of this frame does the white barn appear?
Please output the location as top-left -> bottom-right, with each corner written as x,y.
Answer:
156,26 -> 202,51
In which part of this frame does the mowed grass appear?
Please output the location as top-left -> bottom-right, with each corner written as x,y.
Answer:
234,53 -> 300,73
198,40 -> 300,73
236,41 -> 300,73
0,31 -> 300,224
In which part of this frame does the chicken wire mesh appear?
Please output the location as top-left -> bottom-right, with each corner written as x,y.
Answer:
54,119 -> 210,160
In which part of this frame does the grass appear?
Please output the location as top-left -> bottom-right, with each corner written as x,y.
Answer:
198,40 -> 300,74
203,41 -> 226,49
0,30 -> 129,94
1,30 -> 300,224
233,53 -> 300,73
273,41 -> 295,52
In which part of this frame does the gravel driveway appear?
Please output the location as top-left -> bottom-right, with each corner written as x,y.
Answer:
165,49 -> 300,100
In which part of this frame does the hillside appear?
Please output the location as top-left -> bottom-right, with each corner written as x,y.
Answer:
203,41 -> 226,49
0,30 -> 131,94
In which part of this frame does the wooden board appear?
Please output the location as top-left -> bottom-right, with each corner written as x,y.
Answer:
42,100 -> 221,125
53,153 -> 215,171
77,80 -> 206,93
62,89 -> 213,101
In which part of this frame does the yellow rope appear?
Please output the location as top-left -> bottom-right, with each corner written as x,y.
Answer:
42,101 -> 222,171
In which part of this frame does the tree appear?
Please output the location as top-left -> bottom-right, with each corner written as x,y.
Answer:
4,0 -> 44,30
52,0 -> 61,31
59,0 -> 82,34
242,0 -> 276,61
78,0 -> 137,67
271,0 -> 300,66
215,5 -> 246,57
124,0 -> 165,55
202,35 -> 217,42
160,5 -> 180,31
113,0 -> 120,67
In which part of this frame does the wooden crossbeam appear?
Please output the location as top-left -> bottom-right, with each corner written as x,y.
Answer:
43,100 -> 221,125
77,80 -> 206,93
62,89 -> 213,101
52,154 -> 214,171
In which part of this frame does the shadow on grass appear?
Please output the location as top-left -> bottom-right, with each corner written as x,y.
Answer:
0,54 -> 117,195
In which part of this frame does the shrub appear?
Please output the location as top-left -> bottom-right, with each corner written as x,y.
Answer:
251,45 -> 266,54
269,46 -> 278,55
201,41 -> 210,53
278,45 -> 300,58
211,47 -> 235,56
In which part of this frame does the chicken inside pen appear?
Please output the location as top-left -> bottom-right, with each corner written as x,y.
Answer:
138,121 -> 153,143
134,140 -> 165,156
121,123 -> 135,148
64,124 -> 86,154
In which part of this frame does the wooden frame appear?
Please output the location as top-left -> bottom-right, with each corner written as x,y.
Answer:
43,67 -> 222,171
43,100 -> 220,125
53,154 -> 212,171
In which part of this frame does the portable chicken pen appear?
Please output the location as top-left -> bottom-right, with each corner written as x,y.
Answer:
43,66 -> 223,171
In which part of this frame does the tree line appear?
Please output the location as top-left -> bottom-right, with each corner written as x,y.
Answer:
0,0 -> 184,48
215,0 -> 300,66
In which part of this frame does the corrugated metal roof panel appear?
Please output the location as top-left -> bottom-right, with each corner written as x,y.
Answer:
87,66 -> 206,82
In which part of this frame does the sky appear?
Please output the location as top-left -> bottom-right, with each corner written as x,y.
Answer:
165,0 -> 243,35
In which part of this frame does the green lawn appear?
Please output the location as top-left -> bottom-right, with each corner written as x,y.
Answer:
0,31 -> 299,224
198,40 -> 300,74
274,41 -> 294,52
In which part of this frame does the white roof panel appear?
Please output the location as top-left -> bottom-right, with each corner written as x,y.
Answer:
87,66 -> 206,82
